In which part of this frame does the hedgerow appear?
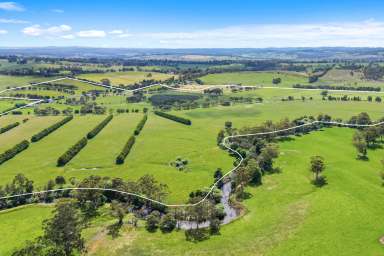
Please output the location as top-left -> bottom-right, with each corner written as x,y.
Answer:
154,111 -> 191,125
116,136 -> 135,164
134,114 -> 148,135
0,140 -> 29,165
57,137 -> 87,166
0,122 -> 20,134
87,115 -> 113,139
31,116 -> 73,142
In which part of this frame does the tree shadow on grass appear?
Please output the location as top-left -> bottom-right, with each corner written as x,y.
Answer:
107,222 -> 123,239
312,176 -> 328,187
356,155 -> 369,161
368,143 -> 383,151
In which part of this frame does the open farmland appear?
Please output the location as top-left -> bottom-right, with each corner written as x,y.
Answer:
78,71 -> 175,86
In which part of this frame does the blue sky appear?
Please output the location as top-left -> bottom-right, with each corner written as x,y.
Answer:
0,0 -> 384,47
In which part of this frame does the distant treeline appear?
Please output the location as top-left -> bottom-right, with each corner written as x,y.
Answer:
293,84 -> 381,92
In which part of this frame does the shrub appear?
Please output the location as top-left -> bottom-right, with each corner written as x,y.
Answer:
0,140 -> 29,165
134,114 -> 148,136
0,122 -> 20,134
116,136 -> 135,164
154,111 -> 191,125
31,116 -> 73,142
87,115 -> 113,139
57,137 -> 87,166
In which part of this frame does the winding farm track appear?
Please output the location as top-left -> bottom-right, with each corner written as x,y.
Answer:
1,77 -> 384,207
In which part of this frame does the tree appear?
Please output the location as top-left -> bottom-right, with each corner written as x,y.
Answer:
213,168 -> 224,188
310,156 -> 325,183
146,210 -> 161,232
100,78 -> 111,86
353,131 -> 368,159
55,176 -> 66,187
159,213 -> 177,233
257,143 -> 279,173
272,77 -> 281,84
75,176 -> 106,219
209,218 -> 221,234
217,129 -> 225,146
246,159 -> 263,185
364,127 -> 379,146
12,199 -> 86,256
225,121 -> 232,131
43,199 -> 84,256
356,112 -> 371,125
110,200 -> 126,225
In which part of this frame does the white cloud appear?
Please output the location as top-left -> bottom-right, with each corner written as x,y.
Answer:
51,9 -> 64,13
124,20 -> 384,48
0,29 -> 7,34
0,18 -> 28,24
61,34 -> 75,39
77,30 -> 106,38
109,30 -> 123,35
0,2 -> 24,11
22,24 -> 72,37
117,33 -> 132,38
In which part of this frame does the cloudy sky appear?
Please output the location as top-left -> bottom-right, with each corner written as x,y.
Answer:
0,0 -> 384,48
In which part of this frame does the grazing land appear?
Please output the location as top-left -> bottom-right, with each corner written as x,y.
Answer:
1,55 -> 384,256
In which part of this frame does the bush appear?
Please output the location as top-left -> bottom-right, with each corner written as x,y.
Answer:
87,115 -> 113,139
116,136 -> 135,164
0,140 -> 29,165
0,122 -> 20,134
159,213 -> 176,233
57,137 -> 87,166
134,114 -> 148,135
154,111 -> 191,125
31,116 -> 73,142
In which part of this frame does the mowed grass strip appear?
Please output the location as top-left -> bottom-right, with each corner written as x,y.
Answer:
68,114 -> 142,169
0,116 -> 61,151
0,205 -> 52,256
0,115 -> 104,187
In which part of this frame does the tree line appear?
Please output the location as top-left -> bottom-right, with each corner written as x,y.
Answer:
0,121 -> 20,134
31,116 -> 73,142
154,111 -> 192,125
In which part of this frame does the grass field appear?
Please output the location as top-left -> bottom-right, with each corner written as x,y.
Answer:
0,75 -> 60,91
78,71 -> 174,86
200,71 -> 309,87
100,127 -> 384,256
2,78 -> 384,255
0,205 -> 53,255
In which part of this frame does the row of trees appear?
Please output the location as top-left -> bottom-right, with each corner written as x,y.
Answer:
116,114 -> 148,164
115,136 -> 135,165
134,114 -> 148,135
31,116 -> 73,142
293,84 -> 381,92
154,111 -> 192,125
0,140 -> 29,165
86,115 -> 113,139
57,137 -> 87,166
0,121 -> 20,134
